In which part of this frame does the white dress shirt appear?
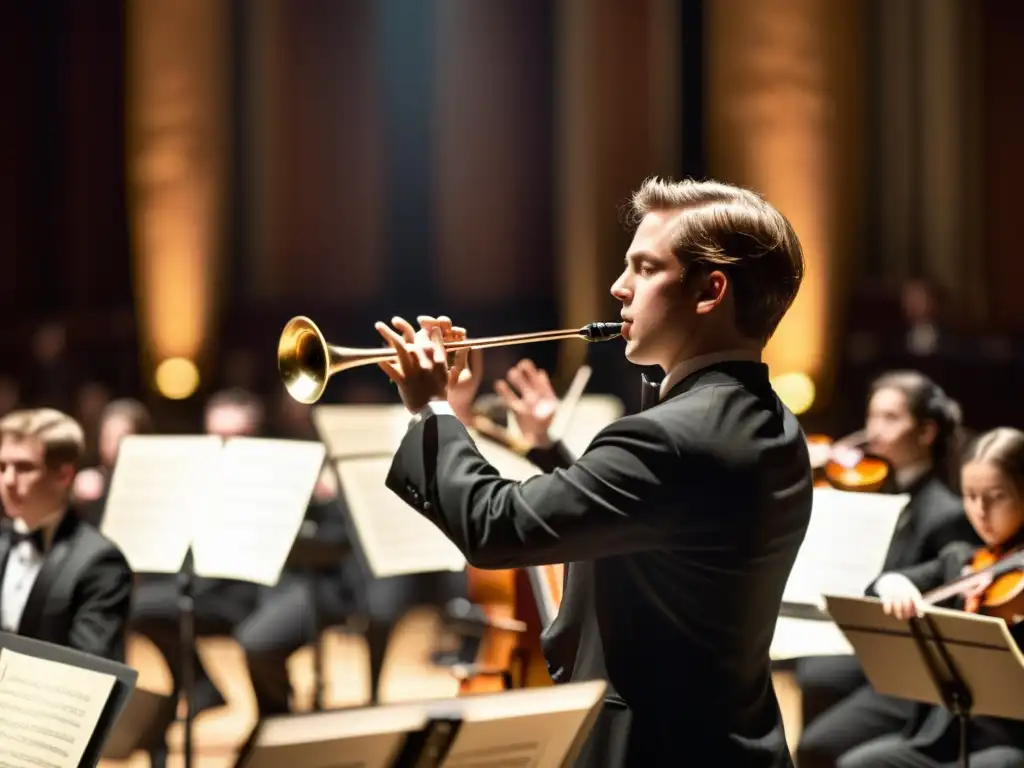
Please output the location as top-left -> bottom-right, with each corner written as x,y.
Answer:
658,349 -> 762,400
1,512 -> 63,633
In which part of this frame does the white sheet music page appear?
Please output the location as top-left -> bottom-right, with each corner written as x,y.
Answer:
335,456 -> 466,578
555,395 -> 624,458
771,616 -> 854,660
311,404 -> 410,459
0,648 -> 117,768
782,488 -> 909,607
434,680 -> 606,768
190,438 -> 326,585
470,432 -> 542,483
100,435 -> 222,574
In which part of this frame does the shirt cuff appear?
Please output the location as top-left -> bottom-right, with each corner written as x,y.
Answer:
408,399 -> 455,427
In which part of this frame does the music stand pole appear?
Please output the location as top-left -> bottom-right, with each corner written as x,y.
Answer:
907,614 -> 973,768
177,551 -> 197,768
306,562 -> 324,711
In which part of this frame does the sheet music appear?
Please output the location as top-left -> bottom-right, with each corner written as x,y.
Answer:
0,648 -> 116,768
334,457 -> 466,578
771,616 -> 853,660
470,431 -> 543,482
782,488 -> 908,606
312,404 -> 410,459
190,438 -> 326,585
434,680 -> 606,767
555,395 -> 624,458
100,435 -> 222,574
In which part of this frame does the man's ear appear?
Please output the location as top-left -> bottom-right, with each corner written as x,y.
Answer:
55,463 -> 76,489
694,269 -> 729,316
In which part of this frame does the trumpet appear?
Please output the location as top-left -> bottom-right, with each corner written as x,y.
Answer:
277,316 -> 623,404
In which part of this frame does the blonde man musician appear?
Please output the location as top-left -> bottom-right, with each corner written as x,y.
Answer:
375,178 -> 813,767
0,408 -> 132,661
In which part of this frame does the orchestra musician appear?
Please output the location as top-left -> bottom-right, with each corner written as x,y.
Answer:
71,397 -> 153,527
0,408 -> 132,661
375,177 -> 813,767
796,371 -> 980,751
828,427 -> 1024,768
234,393 -> 358,716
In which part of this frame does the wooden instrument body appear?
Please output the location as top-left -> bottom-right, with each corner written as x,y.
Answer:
924,547 -> 1024,625
806,433 -> 891,493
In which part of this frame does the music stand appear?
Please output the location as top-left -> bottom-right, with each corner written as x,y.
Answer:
101,686 -> 179,760
100,435 -> 326,768
0,630 -> 139,767
233,679 -> 607,768
825,595 -> 1024,768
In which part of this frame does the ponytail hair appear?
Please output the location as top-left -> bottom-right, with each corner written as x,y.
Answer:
869,370 -> 963,489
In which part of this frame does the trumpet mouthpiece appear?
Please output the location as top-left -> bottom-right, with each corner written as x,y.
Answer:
580,322 -> 623,341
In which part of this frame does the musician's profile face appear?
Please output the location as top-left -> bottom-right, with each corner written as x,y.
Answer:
961,460 -> 1023,548
610,211 -> 691,369
98,413 -> 136,467
0,436 -> 72,524
205,404 -> 259,438
865,387 -> 933,470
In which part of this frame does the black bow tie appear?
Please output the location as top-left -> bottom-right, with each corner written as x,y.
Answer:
640,375 -> 661,412
9,528 -> 45,552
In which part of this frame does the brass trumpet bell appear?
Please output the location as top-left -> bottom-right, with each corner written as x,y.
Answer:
278,316 -> 404,405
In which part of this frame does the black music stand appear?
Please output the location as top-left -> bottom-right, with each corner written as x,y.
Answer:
178,549 -> 198,768
0,630 -> 139,767
825,595 -> 1024,768
101,686 -> 179,761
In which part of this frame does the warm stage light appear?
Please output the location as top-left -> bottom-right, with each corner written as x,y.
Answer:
154,357 -> 200,400
771,372 -> 816,415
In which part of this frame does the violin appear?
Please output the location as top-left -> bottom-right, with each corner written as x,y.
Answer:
922,546 -> 1024,625
806,433 -> 891,493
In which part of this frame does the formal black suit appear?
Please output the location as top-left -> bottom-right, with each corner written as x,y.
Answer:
835,541 -> 1024,768
795,473 -> 979,738
0,509 -> 132,661
387,362 -> 813,767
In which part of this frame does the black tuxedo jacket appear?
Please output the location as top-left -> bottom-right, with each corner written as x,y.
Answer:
387,362 -> 813,767
0,509 -> 133,661
885,542 -> 1024,757
881,473 -> 979,573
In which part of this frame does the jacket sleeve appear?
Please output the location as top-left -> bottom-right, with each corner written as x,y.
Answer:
386,412 -> 685,569
69,548 -> 133,662
867,541 -> 974,602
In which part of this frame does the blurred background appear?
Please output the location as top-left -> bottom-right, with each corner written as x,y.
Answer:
3,0 -> 1024,453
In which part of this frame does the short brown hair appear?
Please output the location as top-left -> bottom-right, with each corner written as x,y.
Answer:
0,408 -> 85,468
627,177 -> 804,344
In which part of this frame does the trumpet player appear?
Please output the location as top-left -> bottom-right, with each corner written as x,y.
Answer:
375,177 -> 811,768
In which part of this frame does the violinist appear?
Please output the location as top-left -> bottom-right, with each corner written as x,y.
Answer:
831,427 -> 1024,768
796,371 -> 980,735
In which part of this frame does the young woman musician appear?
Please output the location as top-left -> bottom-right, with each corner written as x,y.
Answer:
797,371 -> 980,743
836,427 -> 1024,768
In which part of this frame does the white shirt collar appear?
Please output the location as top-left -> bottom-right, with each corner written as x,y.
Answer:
659,349 -> 762,400
896,461 -> 931,492
11,508 -> 66,549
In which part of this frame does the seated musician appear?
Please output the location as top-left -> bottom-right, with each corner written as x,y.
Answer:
234,392 -> 358,716
797,370 -> 980,732
71,397 -> 153,527
832,427 -> 1024,768
0,408 -> 132,661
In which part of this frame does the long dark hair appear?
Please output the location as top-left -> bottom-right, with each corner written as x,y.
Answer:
869,370 -> 963,489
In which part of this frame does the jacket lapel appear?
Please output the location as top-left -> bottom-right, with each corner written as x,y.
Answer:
0,528 -> 11,592
16,511 -> 78,636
